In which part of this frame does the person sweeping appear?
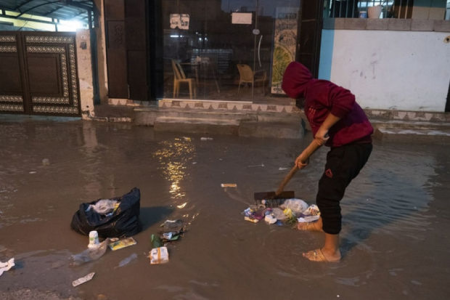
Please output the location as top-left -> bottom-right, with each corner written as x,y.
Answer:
282,62 -> 373,262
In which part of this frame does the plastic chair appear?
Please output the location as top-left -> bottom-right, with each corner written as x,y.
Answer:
236,64 -> 267,96
172,59 -> 196,99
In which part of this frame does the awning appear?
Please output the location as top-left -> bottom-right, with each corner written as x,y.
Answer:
0,0 -> 94,26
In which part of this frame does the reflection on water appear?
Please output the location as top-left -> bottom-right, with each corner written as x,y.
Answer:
153,138 -> 195,200
79,122 -> 102,200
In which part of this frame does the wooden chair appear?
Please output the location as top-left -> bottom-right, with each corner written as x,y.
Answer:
172,59 -> 196,99
236,64 -> 267,96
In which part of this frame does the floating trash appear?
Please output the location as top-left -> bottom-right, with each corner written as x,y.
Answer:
149,247 -> 169,264
221,183 -> 237,188
72,272 -> 95,287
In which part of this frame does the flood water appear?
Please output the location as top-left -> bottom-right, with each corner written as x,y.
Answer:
0,118 -> 449,300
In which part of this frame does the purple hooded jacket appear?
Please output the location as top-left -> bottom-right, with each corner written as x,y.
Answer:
282,62 -> 373,147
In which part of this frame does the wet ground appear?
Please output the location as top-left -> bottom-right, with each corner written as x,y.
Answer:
0,117 -> 449,300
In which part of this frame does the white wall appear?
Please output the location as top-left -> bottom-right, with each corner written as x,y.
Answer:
322,29 -> 450,112
76,29 -> 95,118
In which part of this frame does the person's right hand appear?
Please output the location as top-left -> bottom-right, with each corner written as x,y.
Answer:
295,153 -> 309,169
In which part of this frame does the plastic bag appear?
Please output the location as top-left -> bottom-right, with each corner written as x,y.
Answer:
271,207 -> 287,221
71,188 -> 141,238
71,238 -> 110,266
279,199 -> 309,215
87,199 -> 119,215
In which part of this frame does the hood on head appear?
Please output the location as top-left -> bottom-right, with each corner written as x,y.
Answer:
282,62 -> 313,99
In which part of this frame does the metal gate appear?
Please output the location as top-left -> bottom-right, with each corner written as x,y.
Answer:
0,31 -> 81,116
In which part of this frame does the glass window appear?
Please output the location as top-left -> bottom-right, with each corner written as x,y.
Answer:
161,0 -> 301,101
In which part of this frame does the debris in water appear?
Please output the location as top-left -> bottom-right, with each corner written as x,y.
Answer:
117,253 -> 138,268
71,239 -> 110,265
149,247 -> 169,264
108,237 -> 137,251
72,272 -> 95,287
0,258 -> 15,276
221,183 -> 237,188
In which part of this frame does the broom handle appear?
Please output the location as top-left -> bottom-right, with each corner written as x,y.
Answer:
275,139 -> 323,196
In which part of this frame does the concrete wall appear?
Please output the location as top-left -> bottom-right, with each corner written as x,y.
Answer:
319,25 -> 450,112
76,30 -> 95,118
94,0 -> 109,104
413,0 -> 447,20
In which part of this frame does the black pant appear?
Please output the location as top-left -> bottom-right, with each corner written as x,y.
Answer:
316,142 -> 372,234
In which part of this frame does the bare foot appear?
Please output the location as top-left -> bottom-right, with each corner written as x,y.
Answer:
302,248 -> 341,262
296,221 -> 323,232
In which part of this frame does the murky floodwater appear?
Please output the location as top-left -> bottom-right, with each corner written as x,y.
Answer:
0,117 -> 449,300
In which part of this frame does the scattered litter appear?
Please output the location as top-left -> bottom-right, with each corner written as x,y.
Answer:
86,199 -> 119,215
72,272 -> 95,287
302,204 -> 320,216
242,207 -> 253,217
200,137 -> 213,141
162,232 -> 177,240
248,163 -> 265,168
221,183 -> 237,188
278,167 -> 288,170
283,208 -> 294,219
242,198 -> 321,228
297,204 -> 321,223
298,215 -> 320,223
108,237 -> 137,251
264,214 -> 277,224
182,137 -> 191,141
192,162 -> 197,164
29,171 -> 36,174
177,202 -> 187,209
151,234 -> 163,249
271,207 -> 287,221
279,199 -> 309,215
72,239 -> 110,265
148,220 -> 186,264
159,220 -> 185,242
244,216 -> 259,223
42,158 -> 50,166
0,258 -> 14,276
160,220 -> 184,234
117,253 -> 138,268
88,231 -> 99,249
149,247 -> 169,264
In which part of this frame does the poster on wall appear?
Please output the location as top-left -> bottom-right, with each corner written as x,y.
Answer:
170,14 -> 190,30
231,12 -> 252,24
271,7 -> 298,94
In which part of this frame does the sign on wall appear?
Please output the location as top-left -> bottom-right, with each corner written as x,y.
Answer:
170,14 -> 190,30
231,12 -> 252,25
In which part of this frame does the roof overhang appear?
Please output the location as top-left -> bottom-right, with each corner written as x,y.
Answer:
0,0 -> 94,28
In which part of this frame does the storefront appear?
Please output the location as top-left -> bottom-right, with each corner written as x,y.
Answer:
154,0 -> 304,102
103,0 -> 322,103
